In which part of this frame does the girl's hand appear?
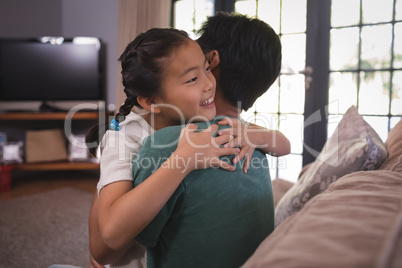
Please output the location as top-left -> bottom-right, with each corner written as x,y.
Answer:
175,123 -> 240,173
217,117 -> 291,173
217,117 -> 259,173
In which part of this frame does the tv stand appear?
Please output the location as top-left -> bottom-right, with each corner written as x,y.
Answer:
0,111 -> 110,172
39,101 -> 67,113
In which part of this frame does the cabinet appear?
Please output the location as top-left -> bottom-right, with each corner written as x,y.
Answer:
0,111 -> 106,171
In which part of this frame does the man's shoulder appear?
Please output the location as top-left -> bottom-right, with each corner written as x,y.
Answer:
140,116 -> 240,151
149,116 -> 234,136
141,125 -> 184,150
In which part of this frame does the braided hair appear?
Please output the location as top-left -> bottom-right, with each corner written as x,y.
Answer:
86,28 -> 189,156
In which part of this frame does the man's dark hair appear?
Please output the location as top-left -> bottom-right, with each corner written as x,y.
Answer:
197,12 -> 282,111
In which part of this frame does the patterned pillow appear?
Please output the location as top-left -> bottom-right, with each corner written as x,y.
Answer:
275,106 -> 387,226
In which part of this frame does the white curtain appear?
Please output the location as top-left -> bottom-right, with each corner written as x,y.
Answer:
115,0 -> 172,111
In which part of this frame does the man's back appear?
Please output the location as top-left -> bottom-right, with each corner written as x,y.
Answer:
133,117 -> 274,268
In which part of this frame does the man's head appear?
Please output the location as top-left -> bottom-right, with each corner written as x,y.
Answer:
197,12 -> 282,111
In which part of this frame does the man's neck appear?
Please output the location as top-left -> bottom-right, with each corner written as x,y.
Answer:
215,98 -> 241,118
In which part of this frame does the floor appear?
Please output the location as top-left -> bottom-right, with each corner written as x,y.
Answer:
0,169 -> 99,202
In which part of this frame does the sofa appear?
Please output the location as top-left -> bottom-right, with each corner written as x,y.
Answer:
242,106 -> 402,268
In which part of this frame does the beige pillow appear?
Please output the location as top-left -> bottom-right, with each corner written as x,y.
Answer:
242,170 -> 402,268
380,118 -> 402,173
271,179 -> 294,208
275,106 -> 387,226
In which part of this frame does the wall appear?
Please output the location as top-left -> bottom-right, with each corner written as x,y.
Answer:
61,0 -> 118,108
0,0 -> 119,108
0,0 -> 63,37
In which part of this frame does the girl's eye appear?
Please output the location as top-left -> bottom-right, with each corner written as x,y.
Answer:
206,65 -> 211,72
186,77 -> 198,83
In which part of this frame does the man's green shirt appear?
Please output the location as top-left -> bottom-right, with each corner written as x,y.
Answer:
133,117 -> 274,268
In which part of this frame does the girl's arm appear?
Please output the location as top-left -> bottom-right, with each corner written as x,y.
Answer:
218,117 -> 291,173
97,124 -> 239,252
89,190 -> 134,265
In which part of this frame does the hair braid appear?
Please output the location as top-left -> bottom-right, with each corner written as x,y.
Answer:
114,90 -> 137,123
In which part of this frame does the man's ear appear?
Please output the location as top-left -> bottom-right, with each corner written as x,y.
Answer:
137,96 -> 161,113
205,50 -> 220,70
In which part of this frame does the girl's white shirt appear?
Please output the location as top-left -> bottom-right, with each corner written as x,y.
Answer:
98,110 -> 152,268
97,111 -> 155,196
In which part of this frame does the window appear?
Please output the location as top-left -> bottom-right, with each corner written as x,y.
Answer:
172,0 -> 402,182
329,0 -> 402,143
173,0 -> 215,39
235,0 -> 307,182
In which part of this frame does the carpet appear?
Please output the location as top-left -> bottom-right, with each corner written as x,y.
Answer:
0,188 -> 94,268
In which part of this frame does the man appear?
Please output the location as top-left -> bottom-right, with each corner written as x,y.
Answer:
89,12 -> 286,268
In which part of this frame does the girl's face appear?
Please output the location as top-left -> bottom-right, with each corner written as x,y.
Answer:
154,39 -> 216,126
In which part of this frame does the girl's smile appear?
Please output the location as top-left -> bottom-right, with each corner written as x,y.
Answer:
200,96 -> 215,107
151,39 -> 217,129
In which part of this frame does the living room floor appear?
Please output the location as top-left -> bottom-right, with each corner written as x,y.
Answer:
0,169 -> 99,201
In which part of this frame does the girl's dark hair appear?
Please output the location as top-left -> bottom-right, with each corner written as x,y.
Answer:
86,28 -> 189,156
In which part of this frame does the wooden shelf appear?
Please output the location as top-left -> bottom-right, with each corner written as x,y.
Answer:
0,111 -> 107,174
12,161 -> 100,171
0,112 -> 102,120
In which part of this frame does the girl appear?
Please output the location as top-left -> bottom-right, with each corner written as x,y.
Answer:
88,27 -> 289,267
87,28 -> 240,266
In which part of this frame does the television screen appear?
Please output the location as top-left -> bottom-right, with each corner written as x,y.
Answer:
0,37 -> 105,102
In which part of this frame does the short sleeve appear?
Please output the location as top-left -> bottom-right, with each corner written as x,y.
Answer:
97,114 -> 154,195
97,130 -> 140,194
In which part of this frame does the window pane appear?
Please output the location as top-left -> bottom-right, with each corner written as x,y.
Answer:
327,113 -> 343,139
392,71 -> 402,115
279,74 -> 305,114
331,0 -> 360,27
281,0 -> 306,34
241,112 -> 279,130
394,23 -> 402,69
329,72 -> 358,114
235,0 -> 257,17
390,116 -> 402,129
281,34 -> 306,72
242,112 -> 280,138
257,113 -> 280,130
277,154 -> 303,183
397,0 -> 402,20
359,71 -> 390,115
241,104 -> 256,124
361,24 -> 392,69
267,155 -> 278,180
279,114 -> 304,154
362,0 -> 393,24
330,27 -> 359,70
174,0 -> 214,38
256,113 -> 280,132
254,81 -> 279,113
174,1 -> 195,33
362,116 -> 389,142
257,0 -> 281,34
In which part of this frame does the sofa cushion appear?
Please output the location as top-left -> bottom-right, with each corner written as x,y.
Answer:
275,106 -> 387,226
271,179 -> 294,208
242,170 -> 402,268
380,118 -> 402,173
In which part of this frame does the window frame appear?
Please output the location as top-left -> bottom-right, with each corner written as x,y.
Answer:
303,0 -> 331,165
171,0 -> 402,170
